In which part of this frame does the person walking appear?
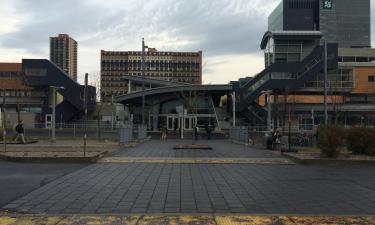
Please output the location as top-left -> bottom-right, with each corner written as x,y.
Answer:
194,125 -> 199,140
14,120 -> 26,144
205,124 -> 212,140
161,126 -> 167,141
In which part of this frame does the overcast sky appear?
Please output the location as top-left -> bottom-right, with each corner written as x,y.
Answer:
1,0 -> 374,85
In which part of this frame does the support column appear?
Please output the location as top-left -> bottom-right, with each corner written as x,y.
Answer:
152,104 -> 160,131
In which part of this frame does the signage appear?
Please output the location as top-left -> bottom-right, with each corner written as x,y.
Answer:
322,0 -> 333,10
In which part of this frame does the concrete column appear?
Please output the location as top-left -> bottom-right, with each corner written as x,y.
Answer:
152,104 -> 160,131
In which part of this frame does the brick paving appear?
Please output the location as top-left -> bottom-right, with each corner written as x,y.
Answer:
114,140 -> 279,158
3,140 -> 375,215
3,163 -> 375,215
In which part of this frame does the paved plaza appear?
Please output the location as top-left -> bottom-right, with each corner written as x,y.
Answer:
2,139 -> 375,215
114,139 -> 279,158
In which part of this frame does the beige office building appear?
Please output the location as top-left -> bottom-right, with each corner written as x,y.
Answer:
100,49 -> 202,102
50,34 -> 78,81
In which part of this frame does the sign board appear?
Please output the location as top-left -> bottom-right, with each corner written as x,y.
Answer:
45,114 -> 52,128
322,0 -> 333,10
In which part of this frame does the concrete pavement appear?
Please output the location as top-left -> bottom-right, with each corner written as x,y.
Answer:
1,139 -> 375,219
3,163 -> 375,215
0,161 -> 88,208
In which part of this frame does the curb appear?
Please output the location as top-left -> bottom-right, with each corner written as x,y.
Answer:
0,151 -> 108,163
282,152 -> 375,165
0,214 -> 374,225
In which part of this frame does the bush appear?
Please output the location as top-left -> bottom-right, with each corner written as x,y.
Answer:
347,127 -> 375,156
317,125 -> 346,158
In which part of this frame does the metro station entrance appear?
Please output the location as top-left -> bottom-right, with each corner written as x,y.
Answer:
166,115 -> 197,131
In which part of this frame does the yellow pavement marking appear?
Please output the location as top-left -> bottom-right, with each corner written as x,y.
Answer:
0,216 -> 63,225
215,215 -> 294,225
0,215 -> 374,225
288,216 -> 373,225
56,215 -> 139,225
178,215 -> 216,225
364,217 -> 375,224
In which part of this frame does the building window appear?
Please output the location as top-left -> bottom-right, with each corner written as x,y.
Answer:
369,76 -> 375,82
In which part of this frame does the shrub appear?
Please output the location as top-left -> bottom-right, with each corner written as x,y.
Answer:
317,125 -> 346,158
347,127 -> 375,156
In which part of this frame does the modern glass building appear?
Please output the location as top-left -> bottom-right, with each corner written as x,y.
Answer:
269,0 -> 371,48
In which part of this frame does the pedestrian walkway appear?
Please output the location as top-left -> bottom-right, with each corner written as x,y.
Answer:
114,139 -> 279,159
99,157 -> 294,164
3,163 -> 375,215
1,214 -> 375,225
2,139 -> 375,217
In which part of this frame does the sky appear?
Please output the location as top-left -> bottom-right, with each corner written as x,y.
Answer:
0,0 -> 374,86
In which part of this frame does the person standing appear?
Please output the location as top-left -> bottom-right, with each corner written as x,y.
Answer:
205,124 -> 212,140
161,126 -> 167,141
194,125 -> 199,140
14,120 -> 26,144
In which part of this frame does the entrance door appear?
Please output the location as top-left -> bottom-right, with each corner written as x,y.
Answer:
184,116 -> 197,130
167,116 -> 178,130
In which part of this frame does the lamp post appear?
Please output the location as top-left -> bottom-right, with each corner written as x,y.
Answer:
141,38 -> 148,125
50,86 -> 65,143
232,91 -> 236,128
261,90 -> 273,132
2,89 -> 6,152
83,73 -> 88,157
323,40 -> 328,125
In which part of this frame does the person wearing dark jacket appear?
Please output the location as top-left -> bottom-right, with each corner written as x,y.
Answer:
14,120 -> 26,143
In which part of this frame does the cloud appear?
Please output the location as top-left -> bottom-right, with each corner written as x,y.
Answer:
1,0 -> 374,85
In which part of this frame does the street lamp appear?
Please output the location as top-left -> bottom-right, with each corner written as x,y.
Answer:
323,40 -> 328,125
50,86 -> 65,143
261,90 -> 273,132
141,38 -> 149,125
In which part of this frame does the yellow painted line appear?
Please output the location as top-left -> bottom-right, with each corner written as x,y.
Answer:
288,216 -> 372,225
215,215 -> 294,225
0,216 -> 63,225
56,215 -> 139,225
1,215 -> 374,225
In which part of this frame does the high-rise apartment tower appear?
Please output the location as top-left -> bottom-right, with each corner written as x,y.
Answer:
50,34 -> 78,81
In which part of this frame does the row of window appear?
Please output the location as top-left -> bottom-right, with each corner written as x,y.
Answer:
0,72 -> 22,77
102,68 -> 200,73
286,0 -> 316,9
338,56 -> 375,63
102,72 -> 200,78
102,51 -> 200,57
0,90 -> 33,97
101,61 -> 200,68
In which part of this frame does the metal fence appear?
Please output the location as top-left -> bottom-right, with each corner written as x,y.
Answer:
3,122 -> 150,143
229,126 -> 317,148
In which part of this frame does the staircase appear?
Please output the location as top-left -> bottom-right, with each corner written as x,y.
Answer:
22,59 -> 96,121
235,44 -> 338,125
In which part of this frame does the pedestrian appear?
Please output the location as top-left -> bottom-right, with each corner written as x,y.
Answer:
161,126 -> 167,141
14,120 -> 26,144
194,125 -> 199,140
272,128 -> 281,150
205,124 -> 211,140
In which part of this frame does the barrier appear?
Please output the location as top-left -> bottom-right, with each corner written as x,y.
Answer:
119,125 -> 133,144
137,125 -> 147,140
229,127 -> 249,143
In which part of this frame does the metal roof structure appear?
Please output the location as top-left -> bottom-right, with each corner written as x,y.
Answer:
122,74 -> 188,87
261,30 -> 323,50
115,84 -> 233,103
